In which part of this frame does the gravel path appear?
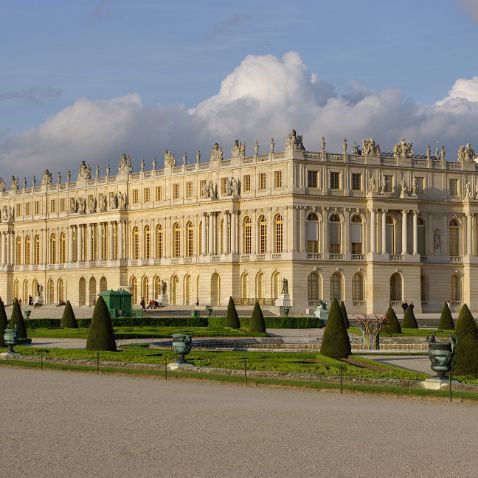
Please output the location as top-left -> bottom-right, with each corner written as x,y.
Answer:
1,368 -> 477,477
365,355 -> 433,374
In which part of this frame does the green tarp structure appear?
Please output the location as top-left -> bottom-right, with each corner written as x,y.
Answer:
100,289 -> 132,318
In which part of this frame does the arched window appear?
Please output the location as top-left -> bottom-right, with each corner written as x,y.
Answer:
99,276 -> 107,292
451,274 -> 462,304
24,236 -> 31,266
130,276 -> 138,304
256,272 -> 265,299
243,217 -> 252,254
306,213 -> 319,253
156,224 -> 163,258
308,272 -> 320,305
132,226 -> 140,260
352,273 -> 364,302
50,233 -> 57,264
101,224 -> 107,260
329,214 -> 341,254
186,221 -> 194,257
241,273 -> 249,299
60,232 -> 66,263
22,279 -> 28,303
34,235 -> 40,265
211,273 -> 220,306
88,277 -> 96,306
417,217 -> 426,255
274,214 -> 283,253
390,273 -> 402,302
57,278 -> 65,303
15,236 -> 21,265
154,275 -> 161,298
350,215 -> 363,255
449,219 -> 461,257
13,279 -> 19,300
386,216 -> 396,254
141,276 -> 149,301
330,272 -> 343,301
171,275 -> 179,305
219,219 -> 224,255
258,215 -> 267,254
420,274 -> 428,302
173,222 -> 181,258
72,227 -> 78,262
184,275 -> 191,305
198,221 -> 202,255
271,272 -> 280,299
47,279 -> 55,305
144,225 -> 151,260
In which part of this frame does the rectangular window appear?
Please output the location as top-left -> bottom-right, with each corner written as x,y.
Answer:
200,180 -> 207,197
143,187 -> 150,203
415,177 -> 424,193
449,178 -> 458,196
50,199 -> 56,213
351,173 -> 362,191
132,189 -> 139,204
16,204 -> 22,217
186,181 -> 193,198
25,202 -> 30,216
173,183 -> 179,200
244,175 -> 251,192
221,177 -> 227,195
34,201 -> 40,215
274,170 -> 282,188
259,173 -> 266,190
330,172 -> 340,190
155,186 -> 163,201
307,171 -> 318,188
59,198 -> 65,212
384,175 -> 393,192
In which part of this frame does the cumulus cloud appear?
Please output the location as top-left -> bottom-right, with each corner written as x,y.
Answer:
1,51 -> 478,180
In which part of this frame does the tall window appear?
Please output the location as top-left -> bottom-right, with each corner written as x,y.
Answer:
421,274 -> 428,302
130,276 -> 138,304
186,221 -> 194,257
308,171 -> 318,188
173,222 -> 181,257
100,224 -> 107,260
34,235 -> 40,265
329,214 -> 341,253
307,213 -> 319,253
132,189 -> 139,204
156,224 -> 163,258
241,273 -> 249,299
258,215 -> 267,254
186,182 -> 193,198
243,175 -> 251,192
451,274 -> 462,303
50,233 -> 57,264
274,171 -> 282,188
24,236 -> 31,265
417,217 -> 426,255
173,183 -> 179,199
386,216 -> 395,254
390,273 -> 402,302
274,214 -> 283,253
144,225 -> 151,259
243,217 -> 252,254
308,272 -> 319,304
384,175 -> 393,192
155,186 -> 163,201
352,273 -> 364,302
256,272 -> 265,299
449,179 -> 458,196
143,188 -> 150,203
449,219 -> 460,256
330,172 -> 340,190
258,173 -> 266,190
351,173 -> 362,191
60,232 -> 66,263
132,226 -> 139,260
350,215 -> 363,254
15,237 -> 21,265
330,272 -> 343,301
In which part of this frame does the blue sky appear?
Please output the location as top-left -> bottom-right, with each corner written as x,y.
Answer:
1,0 -> 478,177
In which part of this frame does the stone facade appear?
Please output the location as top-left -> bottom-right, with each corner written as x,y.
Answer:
1,132 -> 477,314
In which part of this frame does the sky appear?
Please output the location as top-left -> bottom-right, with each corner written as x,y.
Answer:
1,0 -> 478,180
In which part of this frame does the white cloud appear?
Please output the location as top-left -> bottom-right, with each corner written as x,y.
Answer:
1,52 -> 478,180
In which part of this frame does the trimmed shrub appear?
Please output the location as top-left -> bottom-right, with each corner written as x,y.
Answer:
339,301 -> 350,329
452,332 -> 478,377
208,317 -> 225,329
438,302 -> 454,330
402,306 -> 418,329
455,304 -> 478,340
0,297 -> 7,347
383,306 -> 401,334
225,296 -> 240,329
60,300 -> 78,328
249,302 -> 266,333
86,296 -> 117,351
320,298 -> 351,358
10,299 -> 27,339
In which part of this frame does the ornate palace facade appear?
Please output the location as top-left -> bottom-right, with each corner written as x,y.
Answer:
1,131 -> 477,314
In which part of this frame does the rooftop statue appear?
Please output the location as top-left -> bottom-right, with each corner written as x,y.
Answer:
78,161 -> 92,180
231,140 -> 246,159
164,150 -> 176,167
118,153 -> 132,175
0,178 -> 5,192
210,143 -> 223,161
393,138 -> 413,159
362,137 -> 380,156
10,176 -> 18,191
457,143 -> 476,163
41,169 -> 52,186
285,129 -> 305,152
195,150 -> 201,163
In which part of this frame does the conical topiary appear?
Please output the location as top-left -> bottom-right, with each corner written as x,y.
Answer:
10,298 -> 27,339
249,302 -> 266,333
0,297 -> 7,347
455,304 -> 478,340
320,298 -> 351,358
438,302 -> 454,330
340,301 -> 350,329
86,296 -> 117,351
452,332 -> 478,377
60,300 -> 78,328
402,305 -> 418,329
383,306 -> 401,334
225,296 -> 240,329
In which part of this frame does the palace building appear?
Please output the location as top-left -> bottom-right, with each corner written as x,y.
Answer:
1,131 -> 477,314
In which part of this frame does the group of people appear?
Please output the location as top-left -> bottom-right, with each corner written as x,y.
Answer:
140,297 -> 161,310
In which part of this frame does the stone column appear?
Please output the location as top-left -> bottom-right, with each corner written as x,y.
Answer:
68,226 -> 73,263
322,208 -> 329,254
370,209 -> 376,254
118,221 -> 123,260
344,209 -> 350,255
299,208 -> 306,253
467,213 -> 473,256
77,226 -> 82,262
224,212 -> 230,254
412,210 -> 418,255
211,212 -> 217,254
0,232 -> 4,266
201,214 -> 207,255
231,211 -> 237,254
108,222 -> 113,260
381,210 -> 387,254
401,210 -> 408,254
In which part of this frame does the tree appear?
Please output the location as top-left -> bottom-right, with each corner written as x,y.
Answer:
402,305 -> 418,329
249,302 -> 266,333
320,298 -> 351,358
383,306 -> 401,334
452,332 -> 478,377
0,298 -> 7,347
10,298 -> 27,339
438,301 -> 454,330
455,304 -> 478,340
86,296 -> 117,351
60,300 -> 78,328
340,301 -> 350,329
225,296 -> 240,329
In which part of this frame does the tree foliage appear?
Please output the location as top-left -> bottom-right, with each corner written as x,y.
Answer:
438,302 -> 454,330
86,296 -> 117,351
383,306 -> 401,334
225,296 -> 240,329
10,298 -> 27,339
320,298 -> 351,358
452,332 -> 478,377
340,301 -> 350,329
60,300 -> 78,328
455,304 -> 478,340
0,297 -> 7,347
249,302 -> 266,333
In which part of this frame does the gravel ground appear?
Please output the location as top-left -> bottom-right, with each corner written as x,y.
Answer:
365,355 -> 433,374
1,368 -> 477,477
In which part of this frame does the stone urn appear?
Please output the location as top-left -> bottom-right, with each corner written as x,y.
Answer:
171,334 -> 193,364
1,327 -> 21,358
427,333 -> 456,377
